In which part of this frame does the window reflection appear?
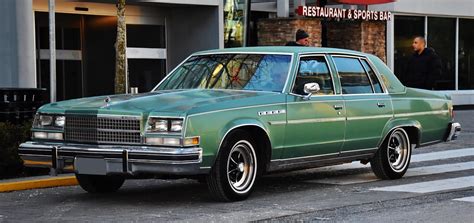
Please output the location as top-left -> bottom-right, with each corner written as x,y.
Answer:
459,18 -> 474,90
333,57 -> 373,94
293,57 -> 334,95
156,54 -> 291,92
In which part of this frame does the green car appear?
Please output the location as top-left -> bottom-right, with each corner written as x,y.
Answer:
19,47 -> 461,201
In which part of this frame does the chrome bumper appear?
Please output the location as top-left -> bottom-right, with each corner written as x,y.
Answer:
19,141 -> 207,176
446,122 -> 461,142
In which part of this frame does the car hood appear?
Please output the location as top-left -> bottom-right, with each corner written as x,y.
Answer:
41,89 -> 281,116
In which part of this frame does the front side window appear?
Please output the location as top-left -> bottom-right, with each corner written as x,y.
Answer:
333,57 -> 373,94
156,54 -> 291,92
292,56 -> 334,95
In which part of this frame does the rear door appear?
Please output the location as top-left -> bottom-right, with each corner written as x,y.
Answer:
331,55 -> 393,154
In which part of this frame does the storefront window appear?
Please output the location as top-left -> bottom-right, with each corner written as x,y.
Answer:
224,0 -> 248,48
393,16 -> 424,82
428,17 -> 456,90
459,19 -> 474,90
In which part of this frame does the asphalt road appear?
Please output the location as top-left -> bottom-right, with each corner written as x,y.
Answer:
1,110 -> 473,222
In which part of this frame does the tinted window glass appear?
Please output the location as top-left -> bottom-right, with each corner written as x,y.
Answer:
157,54 -> 291,92
293,56 -> 334,95
361,59 -> 383,93
333,57 -> 373,94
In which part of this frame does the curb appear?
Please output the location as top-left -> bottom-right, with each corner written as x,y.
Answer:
0,175 -> 78,192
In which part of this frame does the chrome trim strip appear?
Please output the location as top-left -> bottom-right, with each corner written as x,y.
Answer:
391,97 -> 449,102
340,147 -> 378,154
268,121 -> 287,125
273,152 -> 340,162
187,103 -> 287,117
394,110 -> 449,118
347,114 -> 393,121
194,51 -> 295,56
287,117 -> 346,124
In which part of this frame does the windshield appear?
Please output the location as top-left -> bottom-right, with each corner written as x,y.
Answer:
155,54 -> 292,92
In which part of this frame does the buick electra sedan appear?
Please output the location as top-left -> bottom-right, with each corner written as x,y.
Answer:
19,47 -> 461,201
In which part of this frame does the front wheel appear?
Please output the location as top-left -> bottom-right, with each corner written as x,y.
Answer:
75,174 -> 125,193
370,128 -> 412,179
206,130 -> 258,202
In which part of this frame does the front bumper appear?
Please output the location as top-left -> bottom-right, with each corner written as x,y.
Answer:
445,122 -> 461,142
19,141 -> 208,176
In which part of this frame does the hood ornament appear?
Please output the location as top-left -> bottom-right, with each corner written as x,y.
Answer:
103,96 -> 112,108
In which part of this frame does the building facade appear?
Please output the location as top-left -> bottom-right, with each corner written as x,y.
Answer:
1,0 -> 473,105
0,0 -> 223,101
254,0 -> 474,105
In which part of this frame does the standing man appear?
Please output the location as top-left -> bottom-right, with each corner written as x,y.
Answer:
403,36 -> 442,89
286,29 -> 310,46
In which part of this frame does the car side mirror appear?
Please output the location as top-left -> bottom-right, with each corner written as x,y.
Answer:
303,82 -> 320,100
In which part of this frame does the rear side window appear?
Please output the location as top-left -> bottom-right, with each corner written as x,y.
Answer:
333,57 -> 373,94
361,59 -> 384,93
292,56 -> 334,95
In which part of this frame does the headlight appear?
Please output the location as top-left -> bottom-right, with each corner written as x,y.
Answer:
54,116 -> 65,127
39,115 -> 53,126
34,114 -> 65,128
170,120 -> 183,132
146,117 -> 183,133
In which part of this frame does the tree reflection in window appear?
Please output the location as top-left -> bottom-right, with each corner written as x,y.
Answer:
156,54 -> 291,92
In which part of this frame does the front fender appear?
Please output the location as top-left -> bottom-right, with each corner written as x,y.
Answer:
217,118 -> 270,149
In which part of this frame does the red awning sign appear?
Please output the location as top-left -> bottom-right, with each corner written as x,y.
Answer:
333,0 -> 396,5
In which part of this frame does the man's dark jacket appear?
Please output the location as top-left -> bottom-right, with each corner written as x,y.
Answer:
285,41 -> 304,46
403,47 -> 442,89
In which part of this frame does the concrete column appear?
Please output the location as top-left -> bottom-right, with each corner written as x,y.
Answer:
277,0 -> 289,18
0,0 -> 36,88
0,0 -> 18,87
16,0 -> 36,88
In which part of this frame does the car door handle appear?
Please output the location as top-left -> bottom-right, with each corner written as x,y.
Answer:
333,104 -> 344,110
377,102 -> 386,108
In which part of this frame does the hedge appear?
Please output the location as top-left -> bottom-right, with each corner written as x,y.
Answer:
0,122 -> 31,179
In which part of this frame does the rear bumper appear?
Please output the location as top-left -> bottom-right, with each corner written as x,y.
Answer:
445,122 -> 461,142
19,141 -> 208,176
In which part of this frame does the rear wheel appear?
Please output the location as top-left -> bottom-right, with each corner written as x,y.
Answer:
206,130 -> 258,201
370,128 -> 412,179
75,174 -> 125,193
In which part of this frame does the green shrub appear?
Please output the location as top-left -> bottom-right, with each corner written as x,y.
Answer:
0,121 -> 31,179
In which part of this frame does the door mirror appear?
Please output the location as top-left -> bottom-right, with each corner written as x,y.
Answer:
303,82 -> 320,100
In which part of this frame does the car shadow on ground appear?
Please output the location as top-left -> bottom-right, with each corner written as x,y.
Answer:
66,166 -> 373,205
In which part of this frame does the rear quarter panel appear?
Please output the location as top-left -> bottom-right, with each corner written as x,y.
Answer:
390,88 -> 452,144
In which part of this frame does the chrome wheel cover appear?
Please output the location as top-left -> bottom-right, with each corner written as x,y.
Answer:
386,129 -> 410,172
226,140 -> 257,194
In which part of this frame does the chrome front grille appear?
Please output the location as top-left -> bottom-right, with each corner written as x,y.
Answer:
65,115 -> 141,144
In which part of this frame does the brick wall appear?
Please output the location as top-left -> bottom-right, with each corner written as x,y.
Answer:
257,18 -> 322,47
326,20 -> 386,62
257,18 -> 386,62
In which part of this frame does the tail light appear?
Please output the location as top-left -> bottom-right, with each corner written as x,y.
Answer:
449,106 -> 455,120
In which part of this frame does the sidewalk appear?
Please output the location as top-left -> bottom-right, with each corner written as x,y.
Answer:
0,174 -> 77,192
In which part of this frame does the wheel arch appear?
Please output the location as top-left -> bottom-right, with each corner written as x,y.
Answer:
217,120 -> 273,174
379,119 -> 422,148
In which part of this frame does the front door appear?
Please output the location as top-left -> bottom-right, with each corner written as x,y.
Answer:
283,55 -> 345,159
331,56 -> 393,154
